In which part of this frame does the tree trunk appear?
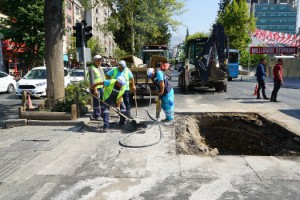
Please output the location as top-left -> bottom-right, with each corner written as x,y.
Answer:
130,0 -> 135,55
44,0 -> 65,108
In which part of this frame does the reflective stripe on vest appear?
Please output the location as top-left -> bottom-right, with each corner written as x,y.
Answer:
91,65 -> 104,88
103,79 -> 126,101
112,68 -> 130,81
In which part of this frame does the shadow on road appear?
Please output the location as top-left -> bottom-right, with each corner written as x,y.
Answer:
279,109 -> 300,120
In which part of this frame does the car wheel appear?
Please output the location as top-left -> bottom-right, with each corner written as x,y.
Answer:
7,84 -> 15,93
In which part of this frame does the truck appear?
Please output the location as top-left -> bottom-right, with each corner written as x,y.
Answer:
178,23 -> 228,93
122,45 -> 171,99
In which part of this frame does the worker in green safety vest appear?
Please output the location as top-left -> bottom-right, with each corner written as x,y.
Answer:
90,76 -> 127,131
89,55 -> 106,121
106,60 -> 136,118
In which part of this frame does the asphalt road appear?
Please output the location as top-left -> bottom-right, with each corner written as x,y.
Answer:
1,72 -> 300,121
0,92 -> 43,120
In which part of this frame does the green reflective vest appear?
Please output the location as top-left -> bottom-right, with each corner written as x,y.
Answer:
111,68 -> 130,90
103,79 -> 126,102
91,65 -> 105,89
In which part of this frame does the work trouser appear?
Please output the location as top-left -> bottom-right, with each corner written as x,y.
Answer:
161,88 -> 174,121
257,79 -> 267,98
271,80 -> 282,101
102,97 -> 126,128
92,88 -> 104,118
123,90 -> 131,117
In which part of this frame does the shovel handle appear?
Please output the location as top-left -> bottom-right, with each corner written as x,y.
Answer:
83,89 -> 131,121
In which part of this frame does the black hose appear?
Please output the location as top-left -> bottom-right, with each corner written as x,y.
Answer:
119,85 -> 164,148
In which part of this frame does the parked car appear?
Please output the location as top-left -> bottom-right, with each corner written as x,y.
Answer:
70,68 -> 84,83
0,71 -> 16,93
16,66 -> 71,98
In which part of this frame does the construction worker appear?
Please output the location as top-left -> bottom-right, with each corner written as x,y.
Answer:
90,76 -> 127,131
147,68 -> 174,121
106,60 -> 136,118
89,55 -> 106,121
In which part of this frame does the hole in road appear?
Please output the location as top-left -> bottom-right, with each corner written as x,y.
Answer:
175,113 -> 300,156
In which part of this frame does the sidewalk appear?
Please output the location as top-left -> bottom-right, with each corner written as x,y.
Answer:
0,100 -> 300,199
239,75 -> 300,89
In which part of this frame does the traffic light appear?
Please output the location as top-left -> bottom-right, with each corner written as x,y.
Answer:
73,22 -> 83,48
82,20 -> 93,47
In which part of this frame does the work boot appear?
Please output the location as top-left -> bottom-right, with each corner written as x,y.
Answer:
263,97 -> 270,100
127,113 -> 134,119
256,97 -> 261,99
101,127 -> 109,133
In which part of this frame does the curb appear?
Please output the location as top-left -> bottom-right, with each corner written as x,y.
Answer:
0,118 -> 90,129
0,119 -> 27,129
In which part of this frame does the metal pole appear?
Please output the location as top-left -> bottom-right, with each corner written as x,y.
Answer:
248,47 -> 250,72
81,21 -> 87,79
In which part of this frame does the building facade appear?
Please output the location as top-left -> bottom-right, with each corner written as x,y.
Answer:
86,0 -> 116,58
251,0 -> 298,34
64,0 -> 116,66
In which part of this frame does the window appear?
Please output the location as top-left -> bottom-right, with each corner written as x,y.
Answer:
67,15 -> 72,24
66,0 -> 71,10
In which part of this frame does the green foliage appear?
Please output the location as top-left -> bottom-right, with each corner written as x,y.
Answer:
218,0 -> 256,67
186,32 -> 209,42
51,80 -> 91,112
113,48 -> 128,60
68,37 -> 78,64
87,37 -> 105,57
102,0 -> 185,55
240,50 -> 268,68
0,0 -> 45,67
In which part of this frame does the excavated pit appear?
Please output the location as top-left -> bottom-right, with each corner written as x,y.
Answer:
175,113 -> 300,156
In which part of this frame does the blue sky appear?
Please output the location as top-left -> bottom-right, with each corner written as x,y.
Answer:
171,0 -> 220,46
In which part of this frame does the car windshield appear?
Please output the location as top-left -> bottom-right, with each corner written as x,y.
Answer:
70,71 -> 84,77
24,69 -> 46,79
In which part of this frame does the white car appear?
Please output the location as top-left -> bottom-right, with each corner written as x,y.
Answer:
0,71 -> 16,93
70,68 -> 84,83
16,66 -> 71,98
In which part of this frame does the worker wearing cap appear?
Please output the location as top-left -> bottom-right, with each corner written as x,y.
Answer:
89,55 -> 106,121
147,68 -> 174,121
90,76 -> 127,130
106,60 -> 136,118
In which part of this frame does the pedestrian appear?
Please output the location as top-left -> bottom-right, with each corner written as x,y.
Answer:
147,68 -> 174,121
90,76 -> 127,131
270,58 -> 283,102
106,60 -> 136,118
255,58 -> 269,100
89,55 -> 106,121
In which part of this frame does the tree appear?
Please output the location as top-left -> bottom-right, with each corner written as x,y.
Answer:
218,0 -> 231,14
218,0 -> 256,67
102,0 -> 185,55
44,0 -> 65,108
0,0 -> 45,67
87,37 -> 105,57
185,27 -> 190,42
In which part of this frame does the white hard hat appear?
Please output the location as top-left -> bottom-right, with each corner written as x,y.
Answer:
118,60 -> 127,68
147,68 -> 154,77
117,76 -> 126,86
93,55 -> 102,60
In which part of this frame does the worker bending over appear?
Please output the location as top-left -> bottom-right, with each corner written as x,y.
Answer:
106,60 -> 136,118
147,68 -> 174,121
90,76 -> 127,131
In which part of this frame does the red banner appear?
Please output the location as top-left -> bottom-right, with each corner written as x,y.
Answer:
250,47 -> 298,54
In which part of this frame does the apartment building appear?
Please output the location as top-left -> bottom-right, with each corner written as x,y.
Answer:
64,0 -> 116,64
249,0 -> 299,34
